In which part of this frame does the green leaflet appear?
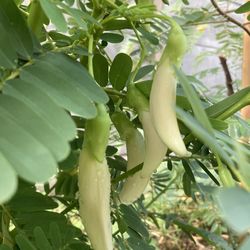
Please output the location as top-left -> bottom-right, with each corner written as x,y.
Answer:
39,0 -> 67,32
0,0 -> 34,65
0,153 -> 17,203
0,52 -> 109,201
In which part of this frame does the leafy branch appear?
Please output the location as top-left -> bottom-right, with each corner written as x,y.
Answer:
210,0 -> 250,36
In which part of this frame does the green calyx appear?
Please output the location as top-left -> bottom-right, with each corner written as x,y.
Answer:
111,111 -> 136,140
84,104 -> 111,162
127,84 -> 149,113
160,17 -> 187,67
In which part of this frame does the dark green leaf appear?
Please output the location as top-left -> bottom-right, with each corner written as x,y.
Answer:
8,189 -> 58,212
100,33 -> 124,43
135,80 -> 152,98
235,2 -> 250,14
93,54 -> 109,87
34,227 -> 53,250
167,160 -> 173,170
182,172 -> 192,197
182,160 -> 195,182
162,0 -> 169,5
16,234 -> 37,250
49,31 -> 72,47
103,19 -> 133,31
120,205 -> 149,239
177,95 -> 192,110
49,222 -> 62,249
137,27 -> 159,45
182,0 -> 189,4
134,65 -> 154,82
106,146 -> 118,156
196,160 -> 220,186
116,214 -> 128,233
109,53 -> 133,91
107,156 -> 127,172
17,211 -> 67,234
59,150 -> 78,170
0,0 -> 33,58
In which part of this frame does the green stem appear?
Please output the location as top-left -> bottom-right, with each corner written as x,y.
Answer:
88,35 -> 94,77
128,21 -> 147,84
86,33 -> 110,162
1,205 -> 20,234
1,212 -> 13,248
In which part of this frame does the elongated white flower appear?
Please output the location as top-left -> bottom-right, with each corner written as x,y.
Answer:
78,148 -> 112,250
118,128 -> 146,204
78,104 -> 112,250
118,110 -> 167,205
150,59 -> 190,157
139,111 -> 167,178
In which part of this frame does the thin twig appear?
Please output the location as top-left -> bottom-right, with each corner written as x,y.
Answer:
210,0 -> 250,36
243,21 -> 250,27
1,205 -> 19,230
219,56 -> 234,96
184,20 -> 228,26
